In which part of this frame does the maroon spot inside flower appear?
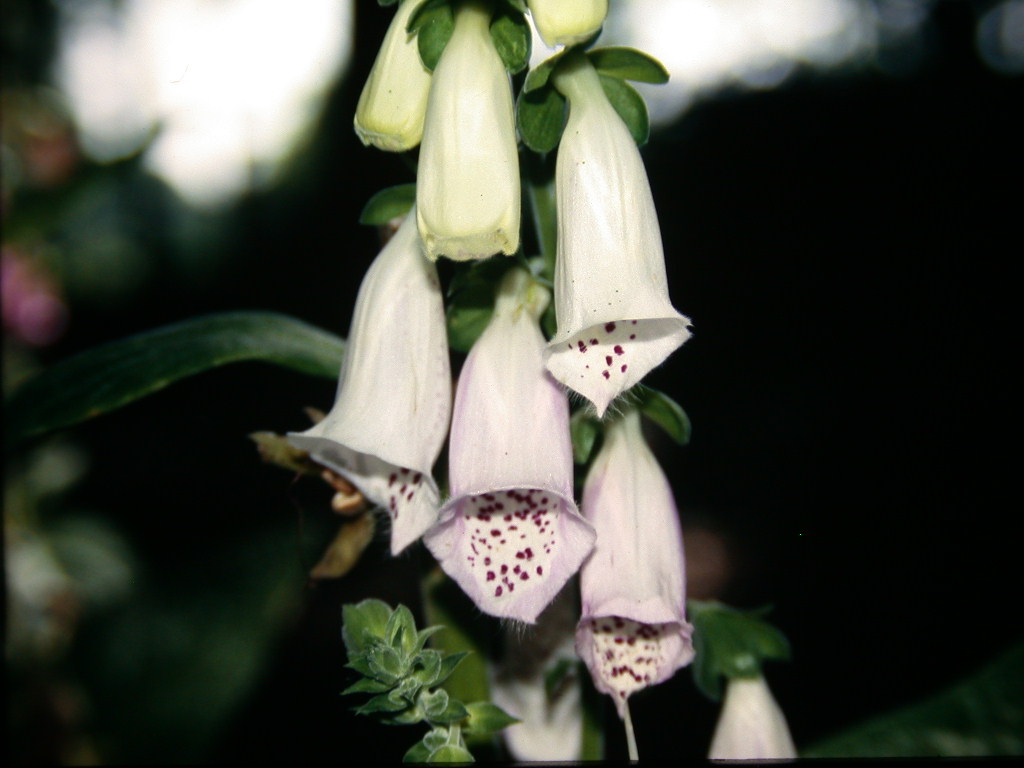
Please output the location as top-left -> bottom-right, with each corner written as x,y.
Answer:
614,345 -> 624,355
486,571 -> 495,581
621,365 -> 627,372
602,371 -> 610,379
605,322 -> 616,333
495,586 -> 503,597
590,338 -> 599,345
501,564 -> 508,574
577,340 -> 588,353
536,566 -> 543,575
605,355 -> 613,366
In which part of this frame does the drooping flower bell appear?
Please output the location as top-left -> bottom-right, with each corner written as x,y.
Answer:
424,268 -> 596,623
353,0 -> 433,152
288,210 -> 451,555
708,675 -> 797,760
526,0 -> 608,47
575,408 -> 694,717
416,0 -> 521,261
545,54 -> 691,417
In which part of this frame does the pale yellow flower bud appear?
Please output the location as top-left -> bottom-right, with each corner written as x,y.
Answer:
527,0 -> 608,47
416,1 -> 521,261
354,0 -> 432,152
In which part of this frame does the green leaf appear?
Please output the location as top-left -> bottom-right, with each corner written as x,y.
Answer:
587,46 -> 670,84
423,727 -> 450,751
355,691 -> 410,715
342,599 -> 394,655
410,0 -> 455,71
805,641 -> 1024,757
341,677 -> 393,696
523,52 -> 567,94
403,739 -> 433,763
359,184 -> 417,225
427,744 -> 474,763
463,701 -> 518,736
689,601 -> 791,701
411,649 -> 444,686
633,386 -> 692,445
445,257 -> 510,352
429,698 -> 470,725
490,6 -> 531,74
368,645 -> 407,682
420,688 -> 450,719
434,651 -> 470,687
570,409 -> 601,464
598,74 -> 649,146
414,625 -> 445,654
516,85 -> 568,154
5,311 -> 344,449
378,0 -> 399,6
386,604 -> 419,657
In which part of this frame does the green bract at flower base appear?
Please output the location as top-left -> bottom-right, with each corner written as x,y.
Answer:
416,1 -> 521,261
354,0 -> 433,152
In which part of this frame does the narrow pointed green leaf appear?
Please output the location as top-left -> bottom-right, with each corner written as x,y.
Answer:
463,701 -> 519,736
598,74 -> 649,146
360,184 -> 417,225
404,740 -> 433,763
341,677 -> 393,696
434,651 -> 469,687
634,386 -> 692,445
587,46 -> 670,84
5,311 -> 344,449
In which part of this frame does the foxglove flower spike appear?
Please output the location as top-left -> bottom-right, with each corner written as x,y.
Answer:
288,211 -> 450,555
424,268 -> 595,623
576,409 -> 694,717
708,675 -> 797,760
416,0 -> 521,261
546,55 -> 691,417
354,0 -> 432,152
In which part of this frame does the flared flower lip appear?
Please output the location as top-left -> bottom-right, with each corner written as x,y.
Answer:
424,483 -> 595,624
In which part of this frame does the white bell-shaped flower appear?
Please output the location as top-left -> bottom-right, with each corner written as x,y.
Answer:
288,210 -> 450,555
424,268 -> 595,623
526,0 -> 608,47
708,675 -> 798,760
416,1 -> 521,261
575,409 -> 694,717
546,55 -> 691,417
354,0 -> 433,152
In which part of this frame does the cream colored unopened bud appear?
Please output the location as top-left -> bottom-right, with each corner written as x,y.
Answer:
527,0 -> 608,47
354,0 -> 432,152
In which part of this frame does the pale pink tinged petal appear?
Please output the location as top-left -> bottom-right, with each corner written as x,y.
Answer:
575,409 -> 694,716
288,210 -> 451,554
424,269 -> 595,623
546,56 -> 691,416
708,676 -> 797,761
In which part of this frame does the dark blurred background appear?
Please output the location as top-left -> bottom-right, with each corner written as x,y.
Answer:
4,0 -> 1021,763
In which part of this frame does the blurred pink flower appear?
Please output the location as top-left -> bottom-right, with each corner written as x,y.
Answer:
1,248 -> 68,347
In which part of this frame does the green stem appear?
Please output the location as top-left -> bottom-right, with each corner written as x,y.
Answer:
522,150 -> 558,281
624,700 -> 639,762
